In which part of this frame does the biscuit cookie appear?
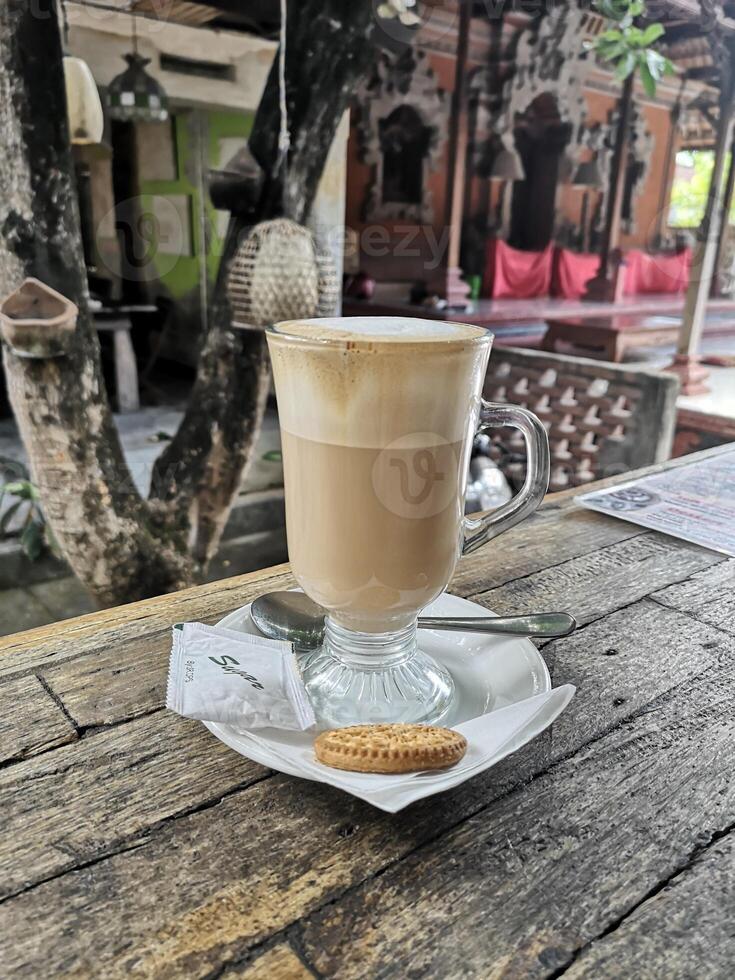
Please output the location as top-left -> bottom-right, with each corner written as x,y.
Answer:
314,723 -> 467,774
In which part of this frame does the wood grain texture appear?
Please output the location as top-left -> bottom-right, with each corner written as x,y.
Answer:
297,668 -> 735,979
0,673 -> 76,765
40,631 -> 172,729
0,564 -> 295,679
23,505 -> 658,732
0,447 -> 733,979
450,501 -> 646,597
1,605 -> 730,977
472,532 -> 724,625
224,945 -> 316,979
0,711 -> 266,900
652,558 -> 735,636
561,832 -> 735,980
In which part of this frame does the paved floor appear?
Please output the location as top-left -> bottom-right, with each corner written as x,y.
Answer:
622,335 -> 735,418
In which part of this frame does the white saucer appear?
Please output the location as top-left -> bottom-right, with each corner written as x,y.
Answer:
202,592 -> 557,810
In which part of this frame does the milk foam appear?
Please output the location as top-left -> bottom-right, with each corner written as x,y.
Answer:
274,316 -> 487,343
267,316 -> 492,448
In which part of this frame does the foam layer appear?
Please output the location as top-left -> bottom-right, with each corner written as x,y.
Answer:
267,319 -> 492,448
273,316 -> 487,344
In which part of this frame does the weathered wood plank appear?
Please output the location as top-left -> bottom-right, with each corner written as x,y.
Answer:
40,632 -> 171,729
296,668 -> 735,979
652,558 -> 735,637
225,945 -> 316,979
450,502 -> 646,597
0,604 -> 730,978
538,598 -> 733,754
0,564 -> 296,679
36,582 -> 733,749
471,532 -> 724,626
25,510 -> 652,731
0,674 -> 77,765
0,711 -> 266,900
562,832 -> 735,979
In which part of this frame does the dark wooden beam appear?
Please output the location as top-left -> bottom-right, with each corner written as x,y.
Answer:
584,73 -> 635,302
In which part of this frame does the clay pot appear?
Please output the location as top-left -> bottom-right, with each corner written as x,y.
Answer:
0,278 -> 78,358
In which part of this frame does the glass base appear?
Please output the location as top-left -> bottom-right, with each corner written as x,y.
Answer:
301,617 -> 455,728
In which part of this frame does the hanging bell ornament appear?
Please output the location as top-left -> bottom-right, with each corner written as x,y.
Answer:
227,218 -> 339,329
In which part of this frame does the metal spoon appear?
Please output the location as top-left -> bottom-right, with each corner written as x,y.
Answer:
250,590 -> 577,650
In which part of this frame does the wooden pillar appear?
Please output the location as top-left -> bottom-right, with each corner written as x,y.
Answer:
710,132 -> 735,296
650,93 -> 683,250
429,0 -> 471,307
666,79 -> 735,394
584,73 -> 634,301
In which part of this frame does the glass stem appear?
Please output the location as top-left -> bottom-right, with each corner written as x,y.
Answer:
323,617 -> 418,669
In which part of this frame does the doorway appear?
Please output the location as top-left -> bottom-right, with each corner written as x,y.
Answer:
509,93 -> 571,251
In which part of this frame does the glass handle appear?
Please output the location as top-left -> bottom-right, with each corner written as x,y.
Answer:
462,400 -> 550,555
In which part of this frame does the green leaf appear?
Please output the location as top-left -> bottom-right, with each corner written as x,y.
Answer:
1,480 -> 40,501
645,48 -> 666,79
596,39 -> 627,60
614,51 -> 637,81
21,521 -> 45,561
640,23 -> 665,45
0,500 -> 24,536
596,0 -> 629,22
262,450 -> 282,463
640,60 -> 657,97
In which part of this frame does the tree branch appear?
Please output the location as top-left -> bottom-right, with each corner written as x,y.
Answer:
150,0 -> 378,564
0,0 -> 194,603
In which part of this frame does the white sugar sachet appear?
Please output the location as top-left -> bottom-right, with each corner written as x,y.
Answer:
166,622 -> 315,731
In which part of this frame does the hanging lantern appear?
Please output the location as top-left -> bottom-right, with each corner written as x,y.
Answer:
63,57 -> 104,145
107,16 -> 168,123
227,219 -> 340,329
107,52 -> 168,122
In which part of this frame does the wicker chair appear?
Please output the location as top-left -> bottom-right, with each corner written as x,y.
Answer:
483,347 -> 680,492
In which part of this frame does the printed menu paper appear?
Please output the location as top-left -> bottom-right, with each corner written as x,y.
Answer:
578,449 -> 735,558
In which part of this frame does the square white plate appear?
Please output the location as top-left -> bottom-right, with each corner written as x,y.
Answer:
203,592 -> 573,812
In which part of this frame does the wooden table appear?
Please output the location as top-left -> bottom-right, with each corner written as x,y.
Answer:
1,446 -> 734,977
543,311 -> 735,362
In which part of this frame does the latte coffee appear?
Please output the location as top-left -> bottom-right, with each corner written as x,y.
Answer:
267,317 -> 491,633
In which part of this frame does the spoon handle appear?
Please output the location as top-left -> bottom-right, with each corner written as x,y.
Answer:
417,612 -> 577,638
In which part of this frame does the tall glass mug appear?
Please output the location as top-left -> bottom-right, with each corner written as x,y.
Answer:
267,317 -> 550,727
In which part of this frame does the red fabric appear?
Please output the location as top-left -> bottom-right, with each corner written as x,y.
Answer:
482,239 -> 553,299
551,248 -> 601,299
622,248 -> 691,295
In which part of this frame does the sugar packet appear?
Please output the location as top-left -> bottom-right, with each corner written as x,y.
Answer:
166,622 -> 315,731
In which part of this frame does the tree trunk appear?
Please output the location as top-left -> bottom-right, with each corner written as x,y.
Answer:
150,0 -> 377,564
0,0 -> 377,602
0,0 -> 194,604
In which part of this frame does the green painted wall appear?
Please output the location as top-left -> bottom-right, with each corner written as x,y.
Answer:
138,108 -> 253,301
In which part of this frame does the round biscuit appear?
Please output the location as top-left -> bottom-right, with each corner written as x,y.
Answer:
314,723 -> 467,774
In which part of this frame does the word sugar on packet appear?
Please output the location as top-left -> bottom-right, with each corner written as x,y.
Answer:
167,622 -> 315,731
